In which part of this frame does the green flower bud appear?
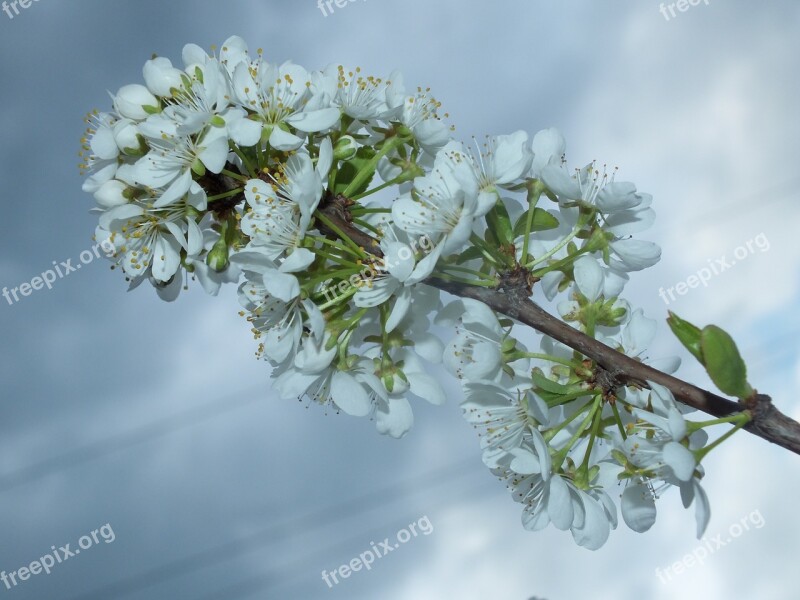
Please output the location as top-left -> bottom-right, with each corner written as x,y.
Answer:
333,135 -> 358,161
395,124 -> 413,138
393,160 -> 425,184
206,236 -> 229,272
585,228 -> 612,253
191,157 -> 206,177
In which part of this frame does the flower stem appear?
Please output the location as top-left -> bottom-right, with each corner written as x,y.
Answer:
430,272 -> 497,288
222,169 -> 249,184
207,187 -> 244,203
342,136 -> 407,198
520,183 -> 543,263
351,217 -> 382,236
526,224 -> 581,269
314,235 -> 364,258
437,265 -> 497,284
350,207 -> 392,215
611,402 -> 628,441
578,400 -> 605,478
505,352 -> 577,369
469,233 -> 506,267
531,245 -> 592,277
544,397 -> 595,443
230,144 -> 257,178
318,284 -> 358,311
687,412 -> 751,432
694,414 -> 751,462
352,177 -> 404,201
315,212 -> 367,258
552,396 -> 602,468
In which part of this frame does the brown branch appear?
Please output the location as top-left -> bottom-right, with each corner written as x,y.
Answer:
315,202 -> 800,456
205,172 -> 800,456
429,278 -> 800,455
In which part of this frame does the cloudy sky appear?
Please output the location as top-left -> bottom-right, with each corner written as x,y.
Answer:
0,1 -> 798,598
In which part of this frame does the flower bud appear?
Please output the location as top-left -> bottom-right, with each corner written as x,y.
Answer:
596,299 -> 628,327
585,228 -> 612,253
501,337 -> 517,354
94,180 -> 129,208
382,368 -> 409,395
113,119 -> 145,156
333,135 -> 358,161
376,156 -> 423,185
143,57 -> 184,98
206,236 -> 230,272
113,84 -> 159,121
395,124 -> 413,138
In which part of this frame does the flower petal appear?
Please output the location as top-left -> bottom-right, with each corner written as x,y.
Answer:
621,483 -> 657,532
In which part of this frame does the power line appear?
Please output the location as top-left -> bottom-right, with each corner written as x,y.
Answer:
681,176 -> 800,229
5,180 -> 798,494
67,457 -> 484,600
3,323 -> 795,495
0,386 -> 265,493
3,314 -> 795,495
199,479 -> 500,600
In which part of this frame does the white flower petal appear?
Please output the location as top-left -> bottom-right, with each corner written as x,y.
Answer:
547,476 -> 574,531
375,397 -> 414,439
331,372 -> 372,417
621,484 -> 657,532
663,441 -> 696,482
574,256 -> 604,301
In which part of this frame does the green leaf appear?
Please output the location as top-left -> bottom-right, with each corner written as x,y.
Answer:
484,222 -> 500,247
700,325 -> 752,398
531,369 -> 598,407
454,246 -> 485,264
333,147 -> 376,197
532,371 -> 571,395
667,311 -> 705,364
513,208 -> 560,238
485,201 -> 513,246
533,388 -> 570,404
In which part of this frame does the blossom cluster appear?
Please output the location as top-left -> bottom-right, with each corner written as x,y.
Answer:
79,36 -> 742,549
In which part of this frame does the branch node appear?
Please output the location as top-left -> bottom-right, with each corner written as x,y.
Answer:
497,264 -> 537,318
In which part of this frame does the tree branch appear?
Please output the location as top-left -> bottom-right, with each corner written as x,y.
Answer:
429,278 -> 800,455
204,173 -> 800,456
314,201 -> 800,456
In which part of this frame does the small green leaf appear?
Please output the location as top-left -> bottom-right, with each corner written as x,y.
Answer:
513,208 -> 560,238
485,201 -> 513,246
700,325 -> 752,398
667,311 -> 705,364
454,246 -> 485,264
532,371 -> 571,395
333,147 -> 376,196
532,209 -> 560,232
